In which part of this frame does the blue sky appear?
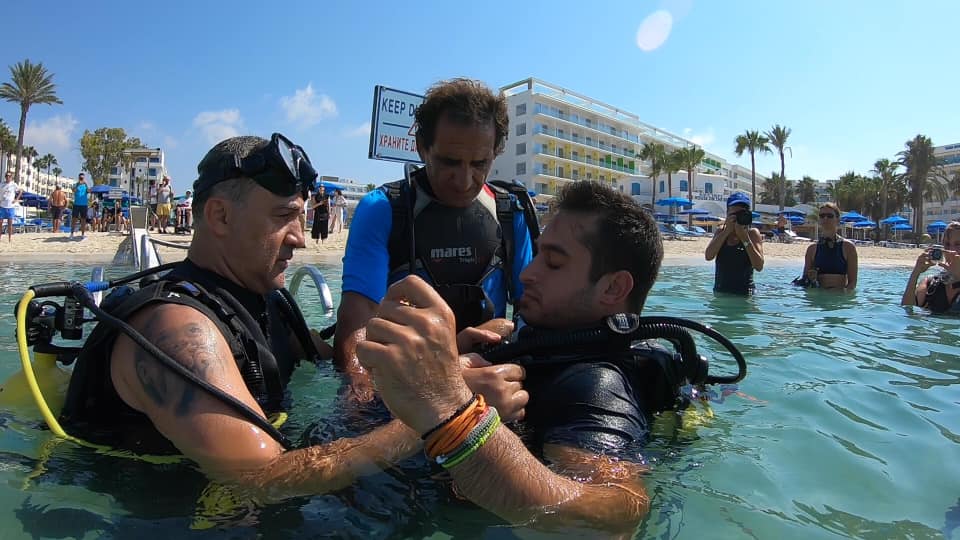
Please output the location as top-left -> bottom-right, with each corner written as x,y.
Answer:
2,0 -> 957,194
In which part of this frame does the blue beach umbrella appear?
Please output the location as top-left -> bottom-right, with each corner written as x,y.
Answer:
696,215 -> 724,222
892,224 -> 913,231
927,221 -> 948,233
677,208 -> 709,215
89,184 -> 113,194
656,197 -> 693,207
853,220 -> 877,228
880,215 -> 908,225
778,210 -> 805,217
840,211 -> 867,223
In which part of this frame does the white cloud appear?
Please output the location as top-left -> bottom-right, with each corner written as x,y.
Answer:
138,121 -> 155,131
635,10 -> 673,52
344,121 -> 371,138
162,135 -> 179,150
280,83 -> 337,127
24,114 -> 78,151
192,109 -> 243,144
682,127 -> 716,148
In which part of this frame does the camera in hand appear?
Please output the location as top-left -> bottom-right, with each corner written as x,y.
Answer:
735,211 -> 752,226
931,246 -> 943,261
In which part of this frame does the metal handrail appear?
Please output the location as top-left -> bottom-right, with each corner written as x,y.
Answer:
288,265 -> 335,317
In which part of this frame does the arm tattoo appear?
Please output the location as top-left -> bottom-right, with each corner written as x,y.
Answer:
133,311 -> 225,416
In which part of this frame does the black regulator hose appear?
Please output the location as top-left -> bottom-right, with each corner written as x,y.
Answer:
275,287 -> 324,365
481,315 -> 746,385
69,283 -> 294,450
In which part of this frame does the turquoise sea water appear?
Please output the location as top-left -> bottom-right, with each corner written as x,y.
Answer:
0,259 -> 957,539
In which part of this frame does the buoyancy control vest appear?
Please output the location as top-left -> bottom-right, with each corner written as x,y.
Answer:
60,260 -> 313,454
382,168 -> 540,330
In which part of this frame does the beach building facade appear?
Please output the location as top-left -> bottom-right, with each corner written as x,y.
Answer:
490,77 -> 768,218
107,147 -> 167,199
2,153 -> 77,198
917,142 -> 960,227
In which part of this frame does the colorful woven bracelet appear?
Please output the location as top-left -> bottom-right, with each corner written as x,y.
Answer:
425,396 -> 487,458
421,394 -> 478,441
438,406 -> 501,469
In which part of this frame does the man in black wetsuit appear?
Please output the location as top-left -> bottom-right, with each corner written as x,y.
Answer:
61,134 -> 431,500
358,180 -> 665,533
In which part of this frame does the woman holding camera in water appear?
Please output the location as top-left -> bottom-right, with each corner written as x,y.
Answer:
902,221 -> 960,312
705,192 -> 765,295
802,202 -> 858,290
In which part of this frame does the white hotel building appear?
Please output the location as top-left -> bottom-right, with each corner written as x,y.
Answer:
2,154 -> 77,198
106,147 -> 167,198
491,78 -> 767,216
918,142 -> 960,226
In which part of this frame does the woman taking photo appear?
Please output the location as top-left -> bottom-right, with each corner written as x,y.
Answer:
802,202 -> 858,290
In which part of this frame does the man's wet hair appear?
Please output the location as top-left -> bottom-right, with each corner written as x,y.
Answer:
415,78 -> 508,155
555,181 -> 663,312
192,136 -> 266,223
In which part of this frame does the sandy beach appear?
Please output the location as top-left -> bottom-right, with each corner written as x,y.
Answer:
0,229 -> 923,268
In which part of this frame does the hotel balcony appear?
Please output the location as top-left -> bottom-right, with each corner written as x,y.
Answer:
532,141 -> 638,175
533,127 -> 638,164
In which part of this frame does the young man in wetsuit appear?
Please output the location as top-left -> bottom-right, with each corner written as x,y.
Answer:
704,192 -> 764,294
334,78 -> 534,401
358,181 -> 660,534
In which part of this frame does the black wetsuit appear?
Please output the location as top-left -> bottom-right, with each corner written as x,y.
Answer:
61,259 -> 304,455
714,241 -> 755,295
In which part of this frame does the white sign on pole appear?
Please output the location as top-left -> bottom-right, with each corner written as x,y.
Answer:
368,86 -> 424,164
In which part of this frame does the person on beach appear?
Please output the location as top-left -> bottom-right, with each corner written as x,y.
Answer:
156,176 -> 174,234
147,179 -> 159,231
49,185 -> 67,233
704,192 -> 764,294
334,78 -> 535,401
70,173 -> 89,239
802,202 -> 858,290
328,189 -> 346,234
902,221 -> 960,312
1,170 -> 22,242
310,185 -> 329,244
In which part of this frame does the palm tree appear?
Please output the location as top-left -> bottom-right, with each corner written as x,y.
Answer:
639,141 -> 666,208
40,152 -> 57,181
21,145 -> 38,187
52,166 -> 62,184
0,60 -> 62,184
675,145 -> 705,224
761,172 -> 796,207
898,135 -> 947,244
795,175 -> 817,204
733,130 -> 771,210
764,125 -> 792,211
0,118 -> 15,175
664,149 -> 682,199
869,158 -> 902,221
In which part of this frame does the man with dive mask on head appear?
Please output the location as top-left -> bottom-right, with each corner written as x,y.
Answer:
59,134 -> 435,502
705,191 -> 765,294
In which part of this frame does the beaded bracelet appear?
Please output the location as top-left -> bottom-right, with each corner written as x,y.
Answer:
421,394 -> 478,441
436,406 -> 501,469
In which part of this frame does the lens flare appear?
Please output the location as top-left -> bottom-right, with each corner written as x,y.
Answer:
635,10 -> 673,52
